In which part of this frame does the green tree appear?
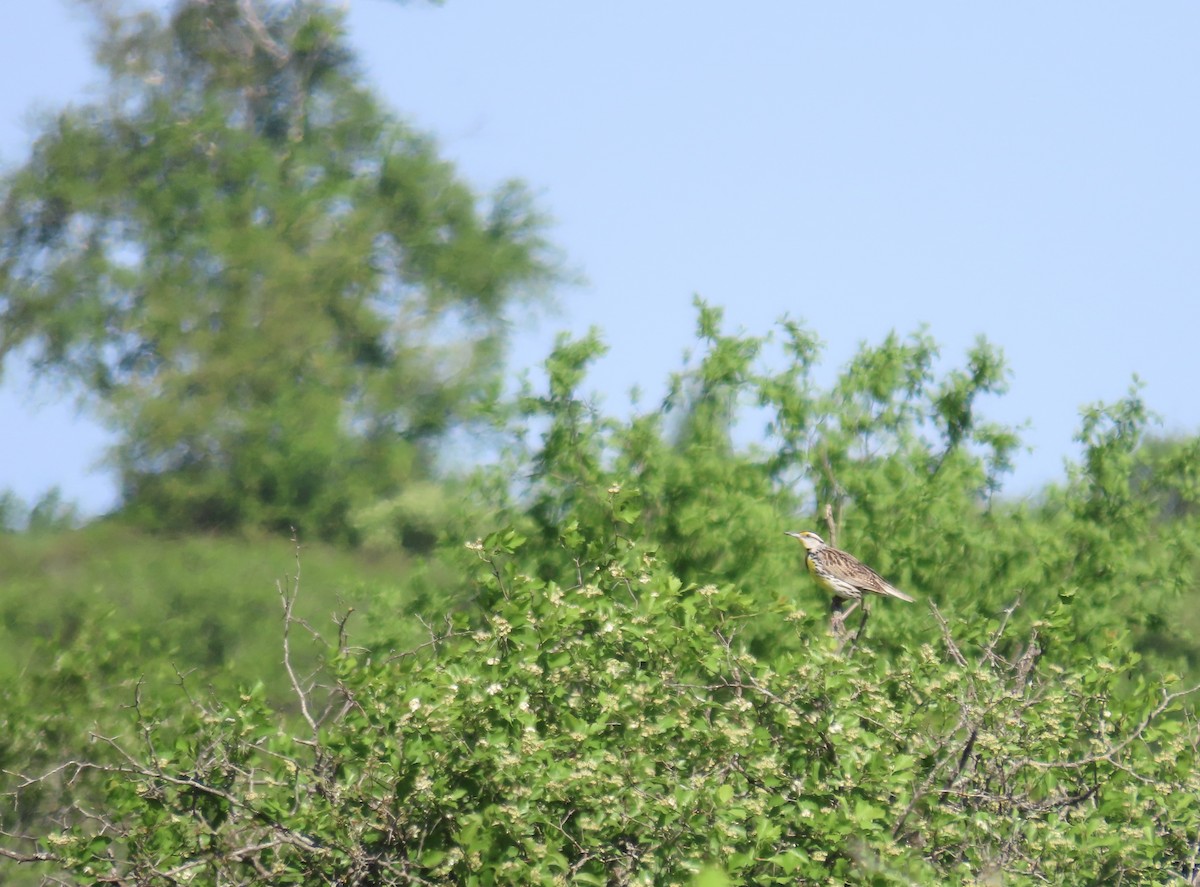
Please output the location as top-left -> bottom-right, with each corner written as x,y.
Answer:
482,303 -> 1197,673
0,0 -> 559,541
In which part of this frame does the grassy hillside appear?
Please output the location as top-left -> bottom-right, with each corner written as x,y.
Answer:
0,523 -> 425,704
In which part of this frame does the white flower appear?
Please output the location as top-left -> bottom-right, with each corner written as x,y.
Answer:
486,682 -> 503,696
409,698 -> 421,712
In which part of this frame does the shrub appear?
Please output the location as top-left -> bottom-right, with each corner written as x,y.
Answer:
5,505 -> 1198,884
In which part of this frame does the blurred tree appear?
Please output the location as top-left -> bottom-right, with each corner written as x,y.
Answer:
0,490 -> 25,533
26,487 -> 81,533
0,0 -> 559,541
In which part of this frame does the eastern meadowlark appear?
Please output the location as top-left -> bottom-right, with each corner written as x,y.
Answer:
785,531 -> 914,605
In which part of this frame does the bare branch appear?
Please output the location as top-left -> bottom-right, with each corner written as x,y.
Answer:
1016,681 -> 1200,772
930,602 -> 969,668
236,0 -> 289,62
279,531 -> 318,737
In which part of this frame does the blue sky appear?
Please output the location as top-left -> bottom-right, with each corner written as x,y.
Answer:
2,2 -> 1199,516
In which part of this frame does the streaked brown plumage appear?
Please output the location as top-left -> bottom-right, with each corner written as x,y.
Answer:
785,531 -> 914,604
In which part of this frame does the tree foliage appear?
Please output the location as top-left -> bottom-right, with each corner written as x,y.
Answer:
0,0 -> 558,540
5,305 -> 1200,884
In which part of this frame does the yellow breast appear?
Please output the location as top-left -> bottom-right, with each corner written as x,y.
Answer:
804,552 -> 840,595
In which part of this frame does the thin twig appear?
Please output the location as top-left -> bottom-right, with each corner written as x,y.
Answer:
1015,681 -> 1200,771
280,530 -> 318,737
930,602 -> 969,668
236,0 -> 289,62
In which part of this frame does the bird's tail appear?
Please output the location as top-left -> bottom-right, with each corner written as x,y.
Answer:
882,584 -> 915,603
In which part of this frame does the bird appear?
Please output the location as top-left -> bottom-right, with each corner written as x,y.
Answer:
785,530 -> 914,606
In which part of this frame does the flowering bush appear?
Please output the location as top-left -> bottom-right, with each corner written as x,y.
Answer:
7,508 -> 1199,884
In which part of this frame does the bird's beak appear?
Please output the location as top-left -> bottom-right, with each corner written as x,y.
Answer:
784,531 -> 802,539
